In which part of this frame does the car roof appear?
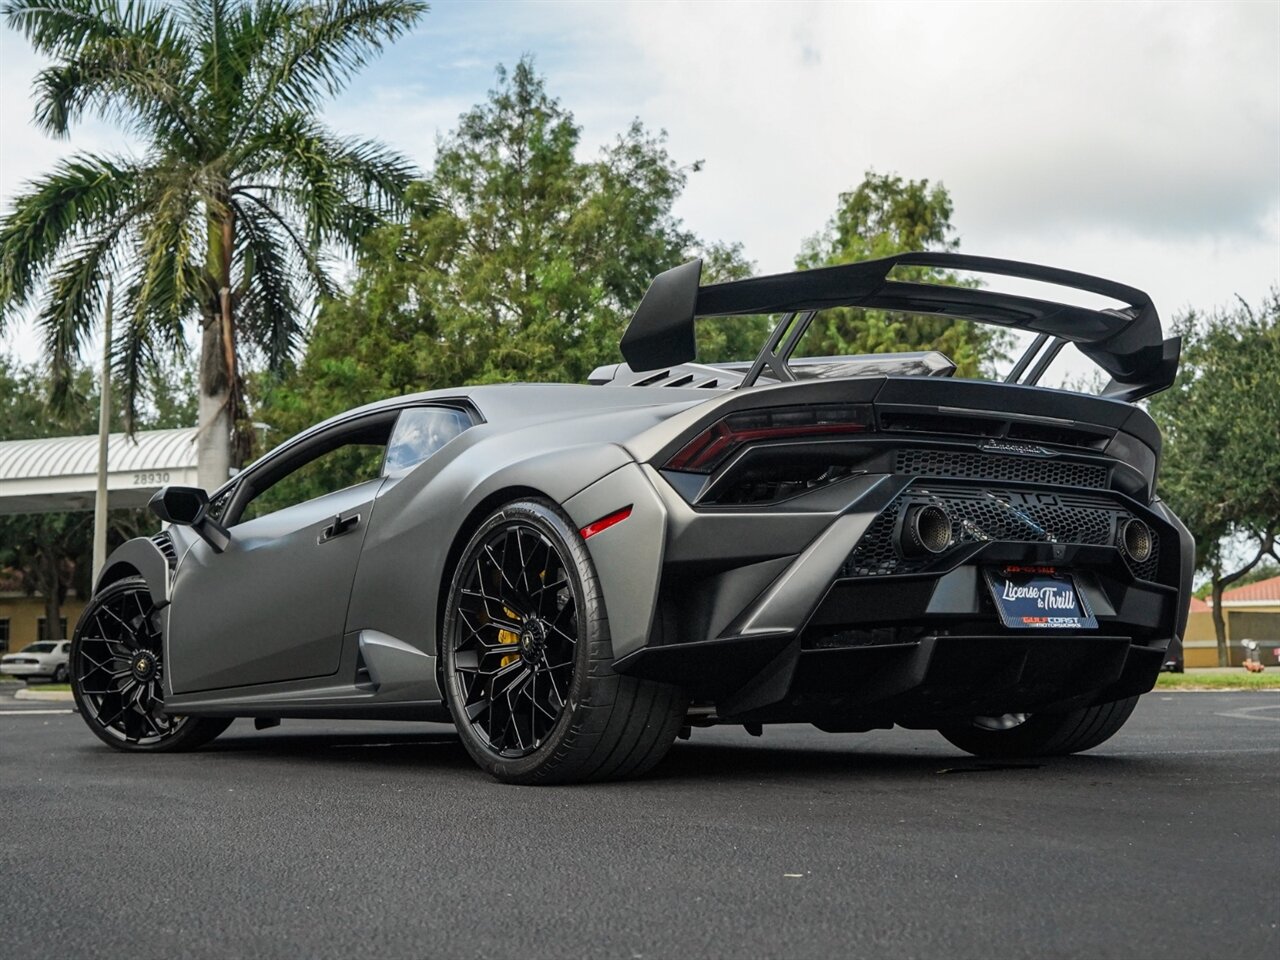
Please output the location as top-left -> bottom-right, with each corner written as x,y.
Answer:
219,382 -> 716,497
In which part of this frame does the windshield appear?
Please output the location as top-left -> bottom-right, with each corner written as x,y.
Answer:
24,642 -> 57,653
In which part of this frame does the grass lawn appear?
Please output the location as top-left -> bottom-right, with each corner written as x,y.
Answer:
1155,672 -> 1280,690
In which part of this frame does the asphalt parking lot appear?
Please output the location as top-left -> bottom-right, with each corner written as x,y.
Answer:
2,690 -> 1276,960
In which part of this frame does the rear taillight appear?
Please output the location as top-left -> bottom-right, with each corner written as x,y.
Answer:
665,403 -> 873,474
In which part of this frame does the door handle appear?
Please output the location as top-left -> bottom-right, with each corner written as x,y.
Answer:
318,512 -> 361,544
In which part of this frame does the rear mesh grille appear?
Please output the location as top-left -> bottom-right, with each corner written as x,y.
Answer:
843,483 -> 1160,580
894,449 -> 1108,488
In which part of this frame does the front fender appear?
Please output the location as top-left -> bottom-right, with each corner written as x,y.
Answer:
94,536 -> 173,607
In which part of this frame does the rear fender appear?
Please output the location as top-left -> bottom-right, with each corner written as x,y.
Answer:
563,462 -> 669,661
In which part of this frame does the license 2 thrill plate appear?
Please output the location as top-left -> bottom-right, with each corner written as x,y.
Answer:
983,566 -> 1098,630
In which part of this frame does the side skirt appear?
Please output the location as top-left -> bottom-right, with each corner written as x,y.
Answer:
163,629 -> 450,723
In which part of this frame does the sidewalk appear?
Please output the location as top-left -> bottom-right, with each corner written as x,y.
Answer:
14,687 -> 73,702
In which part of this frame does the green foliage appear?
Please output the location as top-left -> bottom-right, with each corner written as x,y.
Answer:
1150,295 -> 1280,563
795,171 -> 1006,377
1148,293 -> 1280,662
0,354 -> 193,633
263,58 -> 751,440
0,0 -> 426,477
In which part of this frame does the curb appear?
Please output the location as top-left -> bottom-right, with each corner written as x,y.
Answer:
14,688 -> 74,702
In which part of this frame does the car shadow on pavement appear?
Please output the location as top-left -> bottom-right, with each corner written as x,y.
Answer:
179,723 -> 1148,785
651,738 -> 1145,784
201,725 -> 476,771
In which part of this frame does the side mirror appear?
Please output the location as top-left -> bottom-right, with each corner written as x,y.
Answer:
149,486 -> 207,525
148,486 -> 231,553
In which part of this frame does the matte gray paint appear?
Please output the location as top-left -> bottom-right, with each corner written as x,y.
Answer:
357,630 -> 436,696
167,477 -> 384,693
343,434 -> 641,695
89,372 -> 1183,723
562,463 -> 669,659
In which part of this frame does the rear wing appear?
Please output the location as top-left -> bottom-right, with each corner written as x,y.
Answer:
619,253 -> 1180,401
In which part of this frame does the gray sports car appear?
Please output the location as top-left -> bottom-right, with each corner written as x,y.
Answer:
72,253 -> 1193,783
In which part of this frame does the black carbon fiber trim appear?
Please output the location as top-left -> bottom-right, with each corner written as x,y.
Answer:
842,483 -> 1160,580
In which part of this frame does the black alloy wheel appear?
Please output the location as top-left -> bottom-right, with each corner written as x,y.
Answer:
450,510 -> 578,758
938,695 -> 1140,758
71,577 -> 230,752
442,499 -> 687,784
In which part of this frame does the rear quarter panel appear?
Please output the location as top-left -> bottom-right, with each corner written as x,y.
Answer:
343,401 -> 684,687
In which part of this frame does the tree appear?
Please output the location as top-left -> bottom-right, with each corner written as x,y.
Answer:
796,171 -> 1006,376
0,0 -> 425,491
263,59 -> 751,438
1148,294 -> 1280,665
0,355 -> 195,639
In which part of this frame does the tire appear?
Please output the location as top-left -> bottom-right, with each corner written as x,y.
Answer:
442,498 -> 687,785
938,696 -> 1140,759
52,664 -> 69,683
71,577 -> 232,752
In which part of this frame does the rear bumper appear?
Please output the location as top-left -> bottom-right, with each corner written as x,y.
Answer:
616,631 -> 1168,724
607,465 -> 1191,725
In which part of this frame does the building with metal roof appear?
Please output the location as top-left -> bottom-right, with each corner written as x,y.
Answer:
0,428 -> 198,515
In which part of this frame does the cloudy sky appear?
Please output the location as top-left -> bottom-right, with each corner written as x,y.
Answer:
1,0 -> 1277,381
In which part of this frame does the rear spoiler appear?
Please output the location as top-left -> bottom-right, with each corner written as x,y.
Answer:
619,253 -> 1180,401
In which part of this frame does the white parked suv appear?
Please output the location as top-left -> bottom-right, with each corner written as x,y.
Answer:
1,640 -> 71,682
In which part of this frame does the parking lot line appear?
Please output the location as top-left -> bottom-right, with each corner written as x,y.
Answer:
0,709 -> 74,715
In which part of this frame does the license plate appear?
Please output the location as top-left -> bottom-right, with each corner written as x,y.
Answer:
984,566 -> 1097,630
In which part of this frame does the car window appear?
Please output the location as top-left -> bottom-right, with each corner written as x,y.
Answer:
383,407 -> 471,475
237,442 -> 386,524
59,642 -> 71,654
26,642 -> 57,654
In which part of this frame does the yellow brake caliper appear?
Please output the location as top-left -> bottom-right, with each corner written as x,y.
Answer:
498,606 -> 521,668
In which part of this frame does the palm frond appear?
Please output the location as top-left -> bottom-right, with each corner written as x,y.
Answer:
234,200 -> 305,371
188,0 -> 294,140
0,153 -> 142,314
134,177 -> 202,328
112,273 -> 161,434
239,115 -> 416,248
2,0 -> 129,56
240,0 -> 426,120
7,0 -> 196,142
36,221 -> 133,412
231,191 -> 337,303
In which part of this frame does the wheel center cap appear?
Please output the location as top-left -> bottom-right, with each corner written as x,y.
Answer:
519,620 -> 547,661
131,652 -> 156,681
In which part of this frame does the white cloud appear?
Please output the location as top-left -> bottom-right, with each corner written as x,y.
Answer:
554,3 -> 1278,277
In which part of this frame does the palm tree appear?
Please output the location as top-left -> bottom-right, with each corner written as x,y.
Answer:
0,0 -> 427,489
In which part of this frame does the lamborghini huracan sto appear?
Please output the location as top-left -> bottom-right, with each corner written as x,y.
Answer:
72,253 -> 1193,783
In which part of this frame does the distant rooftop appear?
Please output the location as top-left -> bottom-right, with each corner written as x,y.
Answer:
0,428 -> 198,515
1219,575 -> 1280,605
